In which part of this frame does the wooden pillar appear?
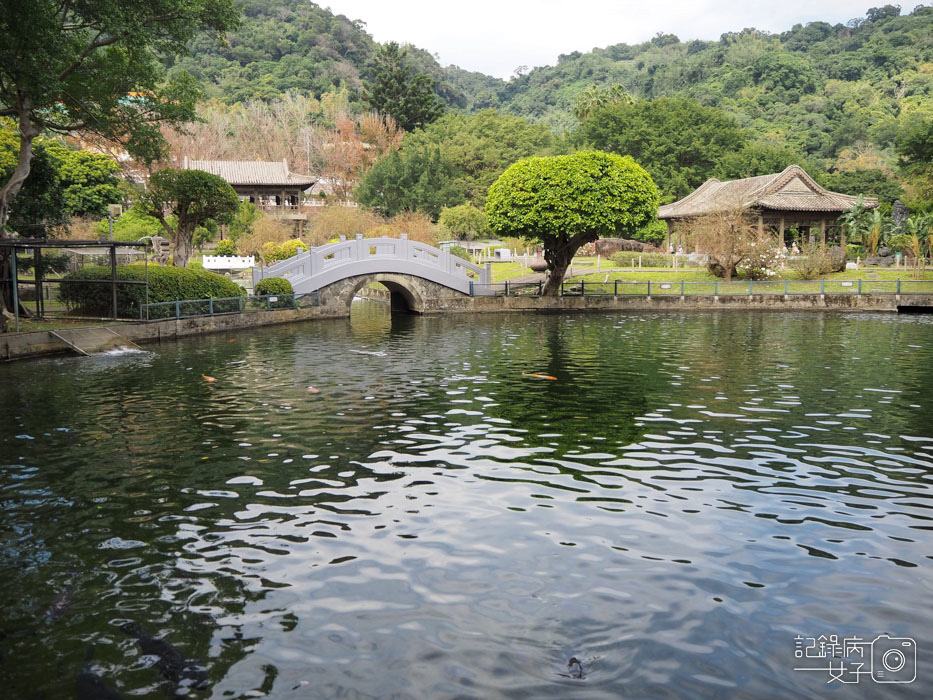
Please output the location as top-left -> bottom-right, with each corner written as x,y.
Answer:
840,218 -> 846,249
779,216 -> 785,244
820,219 -> 826,246
281,190 -> 286,211
758,214 -> 763,234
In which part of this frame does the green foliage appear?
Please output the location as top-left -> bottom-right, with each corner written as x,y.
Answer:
364,42 -> 444,132
439,204 -> 487,240
94,206 -> 164,242
402,110 -> 563,208
0,0 -> 239,168
790,242 -> 838,280
227,200 -> 260,242
752,52 -> 819,98
262,239 -> 306,262
610,251 -> 673,268
486,151 -> 659,294
214,239 -> 238,256
814,169 -> 904,204
255,277 -> 294,295
139,169 -> 239,267
59,264 -> 243,317
573,83 -> 633,121
2,141 -> 67,236
448,246 -> 472,263
715,143 -> 809,180
13,251 -> 70,275
486,150 -> 659,241
356,147 -> 464,218
44,143 -> 122,218
575,97 -> 748,201
631,219 -> 668,246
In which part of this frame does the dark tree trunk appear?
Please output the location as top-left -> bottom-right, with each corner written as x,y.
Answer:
541,232 -> 597,296
0,100 -> 42,331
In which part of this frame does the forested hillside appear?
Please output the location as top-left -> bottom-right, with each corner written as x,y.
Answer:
175,1 -> 932,208
170,0 -> 472,107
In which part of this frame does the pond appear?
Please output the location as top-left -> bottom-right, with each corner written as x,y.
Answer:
1,305 -> 932,698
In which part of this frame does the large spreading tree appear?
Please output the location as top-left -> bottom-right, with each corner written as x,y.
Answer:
485,151 -> 659,295
139,169 -> 239,268
0,0 -> 238,328
0,0 -> 238,229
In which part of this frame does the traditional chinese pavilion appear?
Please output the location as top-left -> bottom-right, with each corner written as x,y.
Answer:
658,165 -> 879,248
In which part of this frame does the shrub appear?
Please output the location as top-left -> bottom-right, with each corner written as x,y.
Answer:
254,277 -> 295,308
274,239 -> 306,260
237,216 -> 292,263
370,211 -> 440,246
631,218 -> 667,245
737,241 -> 781,280
59,264 -> 243,317
254,277 -> 293,295
789,242 -> 835,280
449,246 -> 472,262
214,239 -> 237,256
94,206 -> 162,242
307,205 -> 382,246
610,251 -> 673,268
14,251 -> 71,275
439,204 -> 487,240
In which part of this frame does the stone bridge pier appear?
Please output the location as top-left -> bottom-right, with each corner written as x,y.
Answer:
318,273 -> 473,315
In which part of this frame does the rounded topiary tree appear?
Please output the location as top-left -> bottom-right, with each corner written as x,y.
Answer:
255,277 -> 294,296
485,150 -> 659,295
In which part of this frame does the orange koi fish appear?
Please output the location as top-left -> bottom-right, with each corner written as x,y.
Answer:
522,372 -> 557,381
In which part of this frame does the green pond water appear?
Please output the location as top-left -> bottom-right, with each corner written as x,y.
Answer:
1,304 -> 932,698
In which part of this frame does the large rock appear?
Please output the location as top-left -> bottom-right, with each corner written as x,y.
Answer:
596,238 -> 653,256
827,246 -> 846,273
865,256 -> 895,267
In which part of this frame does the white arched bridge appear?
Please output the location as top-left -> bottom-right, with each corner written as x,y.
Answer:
252,234 -> 491,313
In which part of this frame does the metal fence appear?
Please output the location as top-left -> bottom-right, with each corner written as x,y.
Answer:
470,279 -> 933,297
140,292 -> 320,320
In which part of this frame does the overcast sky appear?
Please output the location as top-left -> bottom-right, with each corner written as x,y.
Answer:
320,1 -> 893,79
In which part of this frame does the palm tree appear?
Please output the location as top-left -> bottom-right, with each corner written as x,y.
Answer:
864,209 -> 889,257
839,195 -> 868,253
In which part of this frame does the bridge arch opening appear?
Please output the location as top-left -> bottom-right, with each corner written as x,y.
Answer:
346,275 -> 424,315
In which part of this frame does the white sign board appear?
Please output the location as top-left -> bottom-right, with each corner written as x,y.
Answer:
203,255 -> 255,270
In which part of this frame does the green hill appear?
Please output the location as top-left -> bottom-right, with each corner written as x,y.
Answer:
175,2 -> 933,204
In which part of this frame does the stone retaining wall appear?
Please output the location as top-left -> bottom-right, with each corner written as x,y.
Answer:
3,293 -> 931,362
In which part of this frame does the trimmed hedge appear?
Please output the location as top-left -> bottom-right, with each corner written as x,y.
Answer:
254,277 -> 293,295
59,264 -> 244,317
610,251 -> 674,268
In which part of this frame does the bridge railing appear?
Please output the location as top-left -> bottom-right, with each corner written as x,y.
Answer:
255,234 -> 490,290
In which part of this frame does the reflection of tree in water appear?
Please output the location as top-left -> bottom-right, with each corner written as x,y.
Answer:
473,315 -> 667,450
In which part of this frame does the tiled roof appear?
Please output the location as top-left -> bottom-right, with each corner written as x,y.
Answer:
183,158 -> 316,188
658,165 -> 879,219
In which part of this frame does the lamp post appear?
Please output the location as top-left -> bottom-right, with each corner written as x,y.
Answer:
107,203 -> 123,241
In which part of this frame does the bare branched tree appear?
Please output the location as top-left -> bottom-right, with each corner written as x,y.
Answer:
687,198 -> 771,282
